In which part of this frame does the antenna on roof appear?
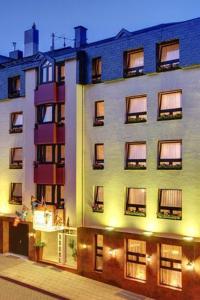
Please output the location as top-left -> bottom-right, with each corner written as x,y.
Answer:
50,33 -> 68,50
51,33 -> 55,51
12,42 -> 17,51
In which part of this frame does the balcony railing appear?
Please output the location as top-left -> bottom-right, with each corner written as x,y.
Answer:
92,202 -> 104,213
92,74 -> 101,84
157,206 -> 182,220
158,158 -> 182,170
126,159 -> 146,170
126,112 -> 147,123
157,59 -> 180,72
158,108 -> 182,121
124,66 -> 144,78
93,116 -> 104,126
93,159 -> 104,170
125,204 -> 146,217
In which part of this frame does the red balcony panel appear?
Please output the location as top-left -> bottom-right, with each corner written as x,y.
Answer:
57,125 -> 65,144
34,123 -> 57,144
56,166 -> 65,185
35,82 -> 57,105
34,164 -> 56,184
57,84 -> 65,103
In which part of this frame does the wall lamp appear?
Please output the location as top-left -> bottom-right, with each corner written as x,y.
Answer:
109,248 -> 117,257
82,244 -> 87,249
183,236 -> 194,242
143,231 -> 153,237
146,254 -> 152,263
186,261 -> 194,271
105,226 -> 115,231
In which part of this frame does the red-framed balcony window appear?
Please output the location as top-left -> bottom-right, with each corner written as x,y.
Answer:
56,62 -> 65,84
10,183 -> 22,205
158,140 -> 182,170
95,234 -> 103,272
37,104 -> 55,124
124,49 -> 144,78
157,41 -> 179,72
36,145 -> 55,164
93,143 -> 104,169
36,184 -> 64,208
160,244 -> 182,289
92,186 -> 104,213
94,101 -> 104,126
8,76 -> 20,98
125,142 -> 146,170
125,188 -> 146,217
10,112 -> 23,133
57,144 -> 65,166
126,239 -> 146,281
158,91 -> 182,121
10,147 -> 23,169
92,57 -> 102,83
158,189 -> 182,220
57,103 -> 65,125
126,95 -> 147,123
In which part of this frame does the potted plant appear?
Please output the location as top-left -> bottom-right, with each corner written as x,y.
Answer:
34,241 -> 46,262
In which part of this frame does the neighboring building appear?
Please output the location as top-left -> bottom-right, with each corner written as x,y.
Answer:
0,18 -> 200,299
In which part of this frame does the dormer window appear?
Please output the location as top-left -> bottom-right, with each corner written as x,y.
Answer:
157,41 -> 179,72
41,60 -> 53,83
8,76 -> 20,98
124,49 -> 144,77
92,57 -> 102,83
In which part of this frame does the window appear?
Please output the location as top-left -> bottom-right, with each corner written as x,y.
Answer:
158,189 -> 182,220
41,60 -> 53,83
37,145 -> 55,164
10,148 -> 23,169
92,186 -> 104,213
158,91 -> 182,121
93,144 -> 104,169
160,244 -> 182,289
125,188 -> 146,217
95,234 -> 103,271
57,144 -> 65,166
94,101 -> 104,126
158,141 -> 182,170
10,183 -> 22,205
10,112 -> 23,133
126,96 -> 147,123
8,76 -> 20,98
157,41 -> 179,72
92,57 -> 102,83
125,142 -> 146,169
124,50 -> 144,77
36,184 -> 64,208
126,239 -> 146,281
57,104 -> 65,125
37,104 -> 54,124
56,62 -> 65,84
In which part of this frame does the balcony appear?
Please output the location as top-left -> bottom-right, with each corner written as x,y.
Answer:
35,82 -> 65,105
56,165 -> 65,185
33,206 -> 65,231
57,124 -> 65,144
57,84 -> 65,102
34,123 -> 56,144
34,163 -> 56,184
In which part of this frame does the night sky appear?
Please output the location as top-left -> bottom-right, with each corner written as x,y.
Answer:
0,0 -> 200,56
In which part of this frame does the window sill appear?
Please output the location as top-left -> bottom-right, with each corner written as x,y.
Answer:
9,201 -> 22,205
158,114 -> 182,121
157,65 -> 180,73
158,165 -> 182,170
93,164 -> 104,170
125,211 -> 146,217
157,213 -> 182,220
125,166 -> 146,170
123,72 -> 144,79
93,121 -> 104,127
9,165 -> 23,169
9,128 -> 23,134
125,119 -> 147,124
92,208 -> 104,213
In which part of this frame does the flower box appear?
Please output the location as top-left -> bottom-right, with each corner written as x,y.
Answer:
157,212 -> 181,220
158,113 -> 182,121
125,165 -> 146,170
125,210 -> 146,217
158,164 -> 182,170
127,117 -> 147,124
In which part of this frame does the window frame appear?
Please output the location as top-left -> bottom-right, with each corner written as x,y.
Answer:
36,184 -> 64,208
94,100 -> 104,126
37,104 -> 55,124
93,143 -> 104,169
10,112 -> 23,133
92,186 -> 104,213
157,40 -> 180,72
157,189 -> 182,220
10,183 -> 22,205
36,144 -> 56,164
40,60 -> 54,84
124,49 -> 144,78
56,62 -> 65,84
10,147 -> 23,169
125,95 -> 147,124
95,234 -> 103,272
158,90 -> 182,121
125,188 -> 146,217
92,57 -> 102,84
158,140 -> 182,170
125,142 -> 147,170
57,144 -> 65,166
8,76 -> 21,98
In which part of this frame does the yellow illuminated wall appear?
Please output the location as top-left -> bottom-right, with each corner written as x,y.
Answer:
83,68 -> 200,238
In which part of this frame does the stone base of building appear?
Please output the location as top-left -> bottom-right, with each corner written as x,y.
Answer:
77,227 -> 200,300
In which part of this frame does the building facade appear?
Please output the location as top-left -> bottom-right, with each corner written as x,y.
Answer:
0,18 -> 200,299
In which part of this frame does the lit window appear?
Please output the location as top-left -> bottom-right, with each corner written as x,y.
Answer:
8,76 -> 20,98
94,101 -> 104,126
95,234 -> 103,271
93,186 -> 104,213
56,62 -> 65,83
158,91 -> 182,121
125,188 -> 146,216
57,144 -> 65,165
126,96 -> 147,123
37,104 -> 54,124
36,185 -> 64,208
93,144 -> 104,169
10,148 -> 23,169
126,142 -> 146,169
37,145 -> 54,163
10,112 -> 23,133
158,41 -> 179,71
57,104 -> 65,124
92,57 -> 102,83
158,141 -> 182,169
124,50 -> 144,77
126,239 -> 146,281
158,189 -> 182,220
160,244 -> 182,289
57,185 -> 64,209
10,183 -> 22,205
41,60 -> 53,83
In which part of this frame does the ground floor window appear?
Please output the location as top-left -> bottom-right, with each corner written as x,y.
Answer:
160,244 -> 182,289
95,234 -> 103,271
126,239 -> 146,281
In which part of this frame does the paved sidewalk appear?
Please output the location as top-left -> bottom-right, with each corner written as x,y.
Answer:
0,255 -> 153,300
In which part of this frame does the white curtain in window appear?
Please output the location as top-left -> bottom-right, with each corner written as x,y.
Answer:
96,102 -> 104,117
127,262 -> 146,281
161,92 -> 181,110
128,144 -> 146,160
129,51 -> 144,68
96,144 -> 104,160
129,97 -> 147,113
160,190 -> 182,207
97,234 -> 103,247
46,146 -> 53,162
43,106 -> 53,123
13,148 -> 22,161
160,142 -> 181,159
14,114 -> 23,126
96,186 -> 104,202
128,188 -> 146,205
128,239 -> 146,254
161,43 -> 179,62
13,183 -> 22,197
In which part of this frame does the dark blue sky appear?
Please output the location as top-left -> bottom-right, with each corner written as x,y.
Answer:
1,0 -> 200,56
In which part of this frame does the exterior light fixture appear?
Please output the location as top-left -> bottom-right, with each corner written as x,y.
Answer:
146,254 -> 151,262
186,261 -> 194,271
143,231 -> 153,237
105,226 -> 114,231
82,244 -> 87,249
109,248 -> 117,257
183,236 -> 194,242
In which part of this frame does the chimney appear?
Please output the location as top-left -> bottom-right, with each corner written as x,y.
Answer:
24,23 -> 39,57
74,26 -> 87,48
9,50 -> 23,60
